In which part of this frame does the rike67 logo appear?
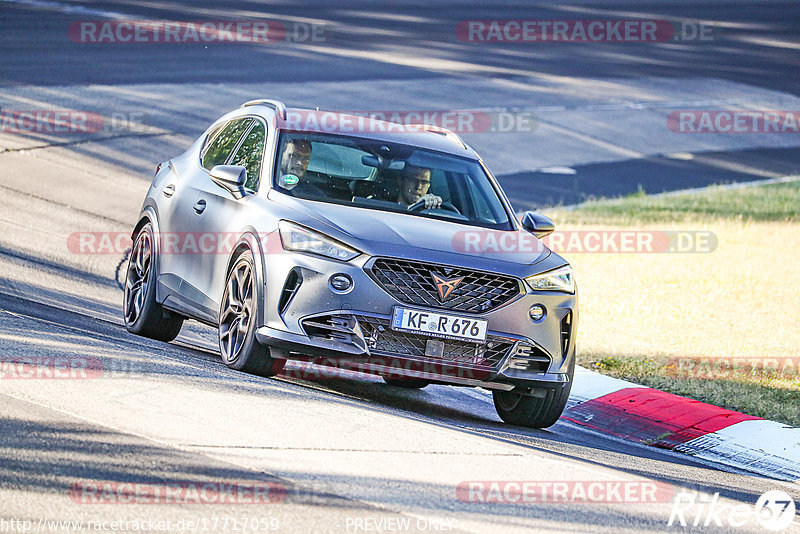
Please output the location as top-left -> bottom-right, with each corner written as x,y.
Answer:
669,490 -> 796,531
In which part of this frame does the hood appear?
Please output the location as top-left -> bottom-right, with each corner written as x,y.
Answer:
271,194 -> 554,277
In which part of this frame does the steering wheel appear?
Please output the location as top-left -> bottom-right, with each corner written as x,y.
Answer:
407,200 -> 461,214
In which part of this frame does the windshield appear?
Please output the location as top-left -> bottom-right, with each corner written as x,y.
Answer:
273,132 -> 514,229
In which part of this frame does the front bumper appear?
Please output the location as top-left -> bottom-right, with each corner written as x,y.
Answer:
259,251 -> 577,390
256,310 -> 573,391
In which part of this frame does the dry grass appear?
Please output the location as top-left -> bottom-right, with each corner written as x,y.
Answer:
558,219 -> 800,361
540,212 -> 800,425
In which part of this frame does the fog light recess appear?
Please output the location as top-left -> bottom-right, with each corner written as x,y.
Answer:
329,274 -> 353,292
529,304 -> 546,322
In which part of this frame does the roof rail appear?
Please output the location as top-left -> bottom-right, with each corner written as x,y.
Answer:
404,123 -> 466,149
241,99 -> 287,120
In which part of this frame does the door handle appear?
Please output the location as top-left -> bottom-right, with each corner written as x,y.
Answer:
193,199 -> 207,214
162,184 -> 176,197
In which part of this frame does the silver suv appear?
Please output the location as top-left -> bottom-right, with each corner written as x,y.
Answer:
123,99 -> 578,428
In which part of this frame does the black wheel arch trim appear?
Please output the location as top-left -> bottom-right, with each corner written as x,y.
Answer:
226,229 -> 269,328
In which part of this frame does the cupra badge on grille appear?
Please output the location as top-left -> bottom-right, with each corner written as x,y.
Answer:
431,273 -> 464,301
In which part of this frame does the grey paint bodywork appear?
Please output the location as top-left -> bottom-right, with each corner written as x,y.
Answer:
133,103 -> 578,391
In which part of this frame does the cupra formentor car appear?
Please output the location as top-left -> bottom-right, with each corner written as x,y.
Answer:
123,99 -> 577,428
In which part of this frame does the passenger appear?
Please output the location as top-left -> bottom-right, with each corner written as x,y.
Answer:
396,164 -> 441,209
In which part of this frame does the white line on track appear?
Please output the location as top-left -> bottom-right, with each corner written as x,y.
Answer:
1,0 -> 130,19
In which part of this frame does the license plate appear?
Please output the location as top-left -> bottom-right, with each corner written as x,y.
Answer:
391,307 -> 488,343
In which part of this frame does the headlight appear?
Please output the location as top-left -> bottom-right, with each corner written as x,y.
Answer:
525,265 -> 574,293
278,221 -> 361,261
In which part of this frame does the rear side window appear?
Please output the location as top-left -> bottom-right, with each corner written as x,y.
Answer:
229,121 -> 266,190
201,118 -> 253,170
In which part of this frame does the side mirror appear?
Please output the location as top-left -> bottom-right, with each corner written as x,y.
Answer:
210,165 -> 247,198
520,211 -> 555,239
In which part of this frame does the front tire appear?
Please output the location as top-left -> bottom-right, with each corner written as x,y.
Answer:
219,250 -> 283,377
123,222 -> 183,341
492,357 -> 575,429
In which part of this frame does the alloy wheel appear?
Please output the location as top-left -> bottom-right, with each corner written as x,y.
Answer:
124,230 -> 152,325
220,259 -> 254,364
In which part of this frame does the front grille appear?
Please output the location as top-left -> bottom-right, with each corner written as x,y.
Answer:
354,315 -> 513,368
367,258 -> 521,313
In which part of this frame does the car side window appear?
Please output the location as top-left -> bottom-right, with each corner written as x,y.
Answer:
201,118 -> 253,171
228,121 -> 266,190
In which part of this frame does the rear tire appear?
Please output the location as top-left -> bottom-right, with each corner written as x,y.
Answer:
123,222 -> 183,342
219,250 -> 284,377
382,376 -> 430,389
492,357 -> 574,429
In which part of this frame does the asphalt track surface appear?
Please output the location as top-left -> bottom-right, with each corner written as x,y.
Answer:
1,1 -> 800,532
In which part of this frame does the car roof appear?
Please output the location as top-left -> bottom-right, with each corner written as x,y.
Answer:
239,101 -> 481,160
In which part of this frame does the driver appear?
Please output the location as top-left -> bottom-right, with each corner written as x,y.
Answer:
396,164 -> 441,209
